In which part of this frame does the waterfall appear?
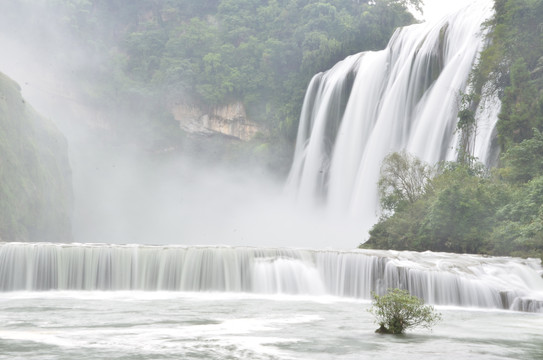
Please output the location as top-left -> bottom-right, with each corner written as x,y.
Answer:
1,242 -> 542,312
286,0 -> 499,237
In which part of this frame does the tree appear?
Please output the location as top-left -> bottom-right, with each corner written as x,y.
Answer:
377,151 -> 434,214
368,288 -> 442,334
364,198 -> 427,250
498,129 -> 543,184
417,161 -> 509,254
456,91 -> 478,165
497,59 -> 541,147
367,158 -> 508,254
489,176 -> 543,260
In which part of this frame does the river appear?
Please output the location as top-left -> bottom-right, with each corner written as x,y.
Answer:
0,291 -> 541,359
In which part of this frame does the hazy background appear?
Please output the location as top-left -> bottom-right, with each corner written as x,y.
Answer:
0,0 -> 472,248
0,1 -> 369,248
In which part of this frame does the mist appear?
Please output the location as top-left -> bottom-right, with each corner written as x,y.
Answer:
70,146 -> 363,248
0,1 -> 363,249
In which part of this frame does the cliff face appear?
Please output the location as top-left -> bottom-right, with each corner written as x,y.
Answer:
172,101 -> 262,141
0,72 -> 72,242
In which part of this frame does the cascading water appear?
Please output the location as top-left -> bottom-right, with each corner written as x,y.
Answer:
2,4 -> 542,359
286,0 -> 500,237
1,242 -> 542,313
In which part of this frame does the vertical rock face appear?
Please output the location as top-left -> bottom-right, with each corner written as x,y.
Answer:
172,101 -> 262,141
0,72 -> 72,242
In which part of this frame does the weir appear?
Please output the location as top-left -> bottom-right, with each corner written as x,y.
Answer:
286,0 -> 499,236
1,242 -> 542,313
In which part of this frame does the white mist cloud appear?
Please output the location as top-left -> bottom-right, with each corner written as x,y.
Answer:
70,145 -> 364,248
0,2 -> 364,250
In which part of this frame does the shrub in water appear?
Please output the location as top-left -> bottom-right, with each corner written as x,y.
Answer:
369,288 -> 442,334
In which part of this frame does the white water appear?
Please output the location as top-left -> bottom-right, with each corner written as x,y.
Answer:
0,2 -> 541,357
1,242 -> 542,313
286,0 -> 499,237
0,292 -> 542,360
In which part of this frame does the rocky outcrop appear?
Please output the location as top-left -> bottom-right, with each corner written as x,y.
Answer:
172,101 -> 262,141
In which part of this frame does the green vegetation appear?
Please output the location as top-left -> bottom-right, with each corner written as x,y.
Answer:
107,0 -> 420,126
365,146 -> 543,259
364,0 -> 543,262
0,72 -> 72,242
4,0 -> 543,259
474,0 -> 543,149
4,0 -> 420,174
366,159 -> 508,254
377,151 -> 434,216
369,288 -> 442,334
0,0 -> 422,240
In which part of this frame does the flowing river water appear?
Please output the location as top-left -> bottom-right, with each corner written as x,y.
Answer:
1,1 -> 541,358
0,243 -> 542,359
1,291 -> 542,360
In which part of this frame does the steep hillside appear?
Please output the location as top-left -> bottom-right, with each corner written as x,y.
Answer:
0,0 -> 421,176
0,72 -> 72,242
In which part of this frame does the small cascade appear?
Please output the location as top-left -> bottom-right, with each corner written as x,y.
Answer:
253,257 -> 326,295
286,0 -> 499,236
1,242 -> 542,313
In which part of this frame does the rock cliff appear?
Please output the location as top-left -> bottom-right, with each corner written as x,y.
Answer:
172,101 -> 262,141
0,72 -> 72,242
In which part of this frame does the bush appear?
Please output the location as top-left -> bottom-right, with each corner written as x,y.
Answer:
369,288 -> 442,334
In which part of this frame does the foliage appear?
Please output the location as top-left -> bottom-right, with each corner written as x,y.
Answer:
488,176 -> 543,260
34,0 -> 420,149
377,151 -> 434,214
456,91 -> 478,165
474,0 -> 543,149
366,149 -> 543,261
366,160 -> 506,254
368,288 -> 442,334
365,0 -> 543,262
0,0 -> 421,175
366,198 -> 427,251
420,164 -> 503,253
498,129 -> 543,183
497,58 -> 543,148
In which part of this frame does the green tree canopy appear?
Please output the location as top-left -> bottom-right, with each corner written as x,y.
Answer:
498,129 -> 543,183
365,159 -> 509,255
